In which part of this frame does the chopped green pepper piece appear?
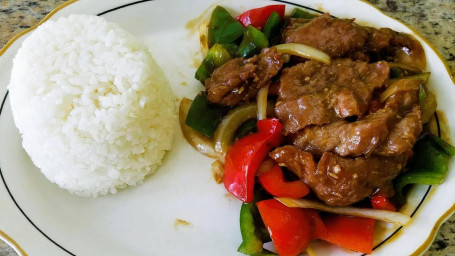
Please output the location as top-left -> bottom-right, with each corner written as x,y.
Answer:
263,11 -> 281,41
208,6 -> 245,47
238,25 -> 269,58
394,134 -> 455,203
238,203 -> 264,255
290,8 -> 317,19
195,44 -> 236,83
238,187 -> 274,256
185,92 -> 228,138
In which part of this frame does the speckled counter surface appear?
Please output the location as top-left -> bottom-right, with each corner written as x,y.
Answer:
0,0 -> 454,255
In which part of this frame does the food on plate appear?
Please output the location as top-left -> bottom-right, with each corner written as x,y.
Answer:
180,4 -> 454,255
9,14 -> 175,196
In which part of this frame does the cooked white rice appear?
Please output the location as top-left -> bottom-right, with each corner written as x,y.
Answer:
9,14 -> 175,196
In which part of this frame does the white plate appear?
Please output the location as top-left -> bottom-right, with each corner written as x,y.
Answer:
0,0 -> 454,255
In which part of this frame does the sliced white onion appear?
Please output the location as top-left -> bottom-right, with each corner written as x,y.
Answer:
274,43 -> 331,65
179,98 -> 218,158
214,103 -> 258,161
257,85 -> 269,120
276,198 -> 411,226
199,22 -> 209,57
380,78 -> 422,103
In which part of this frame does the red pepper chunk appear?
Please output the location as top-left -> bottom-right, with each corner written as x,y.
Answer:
320,214 -> 375,254
257,199 -> 323,256
258,164 -> 310,198
371,194 -> 397,212
223,118 -> 284,203
236,5 -> 285,29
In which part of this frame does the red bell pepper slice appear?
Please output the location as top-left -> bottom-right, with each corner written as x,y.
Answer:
236,5 -> 285,29
320,214 -> 375,254
223,118 -> 284,203
257,199 -> 324,256
258,163 -> 310,198
371,194 -> 397,212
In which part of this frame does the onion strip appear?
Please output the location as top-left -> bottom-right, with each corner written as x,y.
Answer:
380,78 -> 422,103
276,198 -> 411,226
179,98 -> 218,158
214,101 -> 274,161
256,85 -> 269,120
387,62 -> 423,73
274,43 -> 331,65
199,22 -> 209,57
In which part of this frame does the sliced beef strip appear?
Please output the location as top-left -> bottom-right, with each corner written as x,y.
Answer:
269,145 -> 316,178
375,106 -> 422,156
291,108 -> 397,157
283,14 -> 423,66
275,58 -> 389,134
270,146 -> 408,206
283,15 -> 369,58
205,48 -> 283,106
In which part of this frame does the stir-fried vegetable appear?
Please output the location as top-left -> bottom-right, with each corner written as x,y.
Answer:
238,25 -> 269,58
185,92 -> 228,138
257,199 -> 324,256
195,43 -> 236,83
236,5 -> 285,29
179,97 -> 218,158
276,198 -> 411,225
214,101 -> 274,160
419,84 -> 437,123
223,119 -> 284,202
238,203 -> 265,255
290,8 -> 317,19
320,214 -> 375,254
258,163 -> 310,198
238,188 -> 275,256
379,78 -> 422,103
208,6 -> 245,47
388,72 -> 431,85
256,85 -> 269,120
394,134 -> 455,203
199,22 -> 209,57
371,194 -> 397,212
263,11 -> 282,41
274,43 -> 331,64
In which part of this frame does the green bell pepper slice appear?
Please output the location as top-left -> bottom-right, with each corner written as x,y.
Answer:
290,8 -> 317,19
263,11 -> 281,41
184,92 -> 229,138
238,25 -> 269,58
208,6 -> 245,47
195,43 -> 236,83
394,134 -> 455,203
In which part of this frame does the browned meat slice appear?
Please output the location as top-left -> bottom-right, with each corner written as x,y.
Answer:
205,48 -> 283,106
270,146 -> 408,206
275,59 -> 389,134
269,145 -> 316,178
283,15 -> 369,58
283,14 -> 426,69
291,108 -> 397,157
313,152 -> 407,206
375,106 -> 422,156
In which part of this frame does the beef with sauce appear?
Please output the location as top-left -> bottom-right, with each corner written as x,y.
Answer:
283,14 -> 426,69
270,145 -> 409,206
275,58 -> 390,134
205,47 -> 284,106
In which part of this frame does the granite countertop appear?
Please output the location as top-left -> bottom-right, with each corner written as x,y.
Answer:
0,0 -> 454,255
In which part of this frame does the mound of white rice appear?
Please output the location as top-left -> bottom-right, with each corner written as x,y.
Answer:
9,14 -> 175,196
